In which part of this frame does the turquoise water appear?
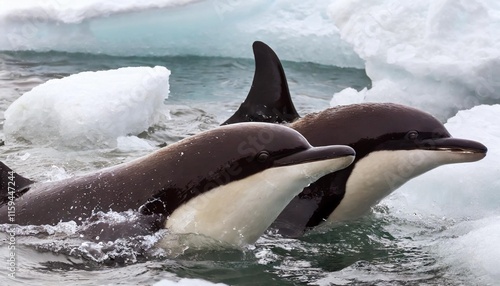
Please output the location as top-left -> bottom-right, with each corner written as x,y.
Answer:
0,51 -> 482,286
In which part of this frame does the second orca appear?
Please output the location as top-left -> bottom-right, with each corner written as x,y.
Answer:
223,41 -> 488,237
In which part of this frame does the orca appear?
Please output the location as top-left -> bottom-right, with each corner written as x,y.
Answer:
223,41 -> 488,237
0,122 -> 355,246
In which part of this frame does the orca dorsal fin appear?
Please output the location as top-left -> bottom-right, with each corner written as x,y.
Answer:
222,41 -> 300,125
1,161 -> 33,204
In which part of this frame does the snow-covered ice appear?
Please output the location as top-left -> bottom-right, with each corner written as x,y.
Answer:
0,0 -> 362,68
4,66 -> 170,149
330,0 -> 500,119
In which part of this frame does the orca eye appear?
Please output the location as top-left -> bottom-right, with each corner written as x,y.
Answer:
406,131 -> 419,140
256,151 -> 270,163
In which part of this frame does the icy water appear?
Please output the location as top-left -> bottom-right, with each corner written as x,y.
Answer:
0,52 -> 491,286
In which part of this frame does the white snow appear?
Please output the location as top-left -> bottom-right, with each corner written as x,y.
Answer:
329,0 -> 500,119
330,87 -> 367,106
0,0 -> 362,68
3,66 -> 170,149
0,0 -> 198,23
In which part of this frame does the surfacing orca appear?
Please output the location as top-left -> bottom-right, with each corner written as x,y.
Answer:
0,122 -> 355,246
223,41 -> 488,237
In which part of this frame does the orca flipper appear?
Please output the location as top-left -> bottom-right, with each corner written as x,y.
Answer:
222,41 -> 300,125
1,161 -> 33,205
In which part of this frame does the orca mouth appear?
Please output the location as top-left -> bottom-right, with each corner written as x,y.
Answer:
423,138 -> 487,155
273,145 -> 356,167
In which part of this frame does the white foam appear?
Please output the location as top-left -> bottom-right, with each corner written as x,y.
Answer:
116,136 -> 155,151
153,278 -> 227,286
436,216 -> 500,284
329,1 -> 500,119
44,165 -> 72,182
4,66 -> 170,149
0,221 -> 78,236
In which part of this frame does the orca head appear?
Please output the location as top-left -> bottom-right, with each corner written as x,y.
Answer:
161,122 -> 355,246
222,41 -> 300,125
291,103 -> 487,222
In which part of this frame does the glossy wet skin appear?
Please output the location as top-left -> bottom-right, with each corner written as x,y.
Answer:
271,103 -> 487,235
222,41 -> 487,237
223,41 -> 299,125
292,103 -> 485,155
0,123 -> 354,245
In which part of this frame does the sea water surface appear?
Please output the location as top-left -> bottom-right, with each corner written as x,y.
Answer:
0,48 -> 490,286
1,1 -> 500,286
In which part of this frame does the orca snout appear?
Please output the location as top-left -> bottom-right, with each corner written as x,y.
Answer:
274,145 -> 356,168
425,137 -> 487,162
